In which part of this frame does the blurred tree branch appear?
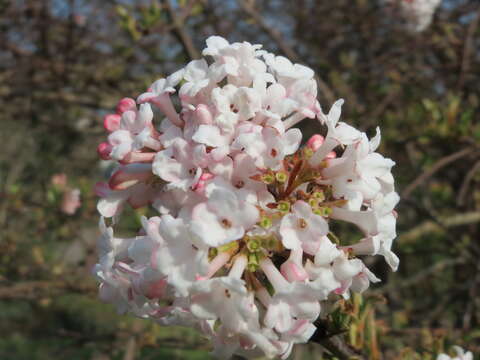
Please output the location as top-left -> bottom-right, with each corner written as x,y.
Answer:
163,0 -> 200,59
457,4 -> 480,91
0,280 -> 97,300
373,256 -> 467,295
399,211 -> 480,244
402,147 -> 479,199
310,323 -> 365,360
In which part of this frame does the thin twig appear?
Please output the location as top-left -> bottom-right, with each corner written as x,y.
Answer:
0,280 -> 97,300
402,147 -> 477,199
457,160 -> 480,206
372,257 -> 467,295
457,4 -> 480,90
310,331 -> 365,360
163,0 -> 200,60
399,211 -> 480,244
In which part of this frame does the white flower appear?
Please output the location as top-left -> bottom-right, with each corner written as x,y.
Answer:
93,35 -> 399,359
180,59 -> 211,97
383,0 -> 442,32
190,186 -> 259,247
153,138 -> 202,191
280,201 -> 329,250
153,214 -> 209,296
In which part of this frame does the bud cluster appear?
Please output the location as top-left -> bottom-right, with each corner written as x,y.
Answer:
93,36 -> 399,358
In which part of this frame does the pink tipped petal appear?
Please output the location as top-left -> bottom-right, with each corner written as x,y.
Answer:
116,97 -> 136,114
307,134 -> 324,152
97,142 -> 112,160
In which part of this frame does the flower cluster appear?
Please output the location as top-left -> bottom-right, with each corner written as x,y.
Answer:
383,0 -> 442,32
93,36 -> 399,358
437,347 -> 473,360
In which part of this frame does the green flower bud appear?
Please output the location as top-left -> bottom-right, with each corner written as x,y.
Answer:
275,171 -> 288,183
208,247 -> 218,259
259,216 -> 272,229
246,237 -> 261,252
303,147 -> 314,158
308,198 -> 318,208
261,174 -> 275,184
315,206 -> 332,217
277,201 -> 290,212
313,191 -> 325,201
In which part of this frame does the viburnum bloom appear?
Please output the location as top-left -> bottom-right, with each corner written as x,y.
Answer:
382,0 -> 442,32
93,36 -> 400,359
437,347 -> 474,360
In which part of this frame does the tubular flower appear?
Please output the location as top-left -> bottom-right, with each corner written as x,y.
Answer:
93,36 -> 399,359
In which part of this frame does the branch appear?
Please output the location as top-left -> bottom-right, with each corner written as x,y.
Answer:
163,0 -> 200,60
457,4 -> 480,90
402,147 -> 477,199
310,332 -> 365,360
310,320 -> 365,360
399,211 -> 480,244
236,0 -> 336,104
457,160 -> 480,206
0,280 -> 97,300
372,257 -> 467,295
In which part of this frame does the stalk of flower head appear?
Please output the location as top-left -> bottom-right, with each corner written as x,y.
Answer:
93,36 -> 400,359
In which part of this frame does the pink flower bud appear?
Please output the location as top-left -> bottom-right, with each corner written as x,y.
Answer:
116,97 -> 136,114
307,134 -> 324,152
97,142 -> 112,160
103,114 -> 121,132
